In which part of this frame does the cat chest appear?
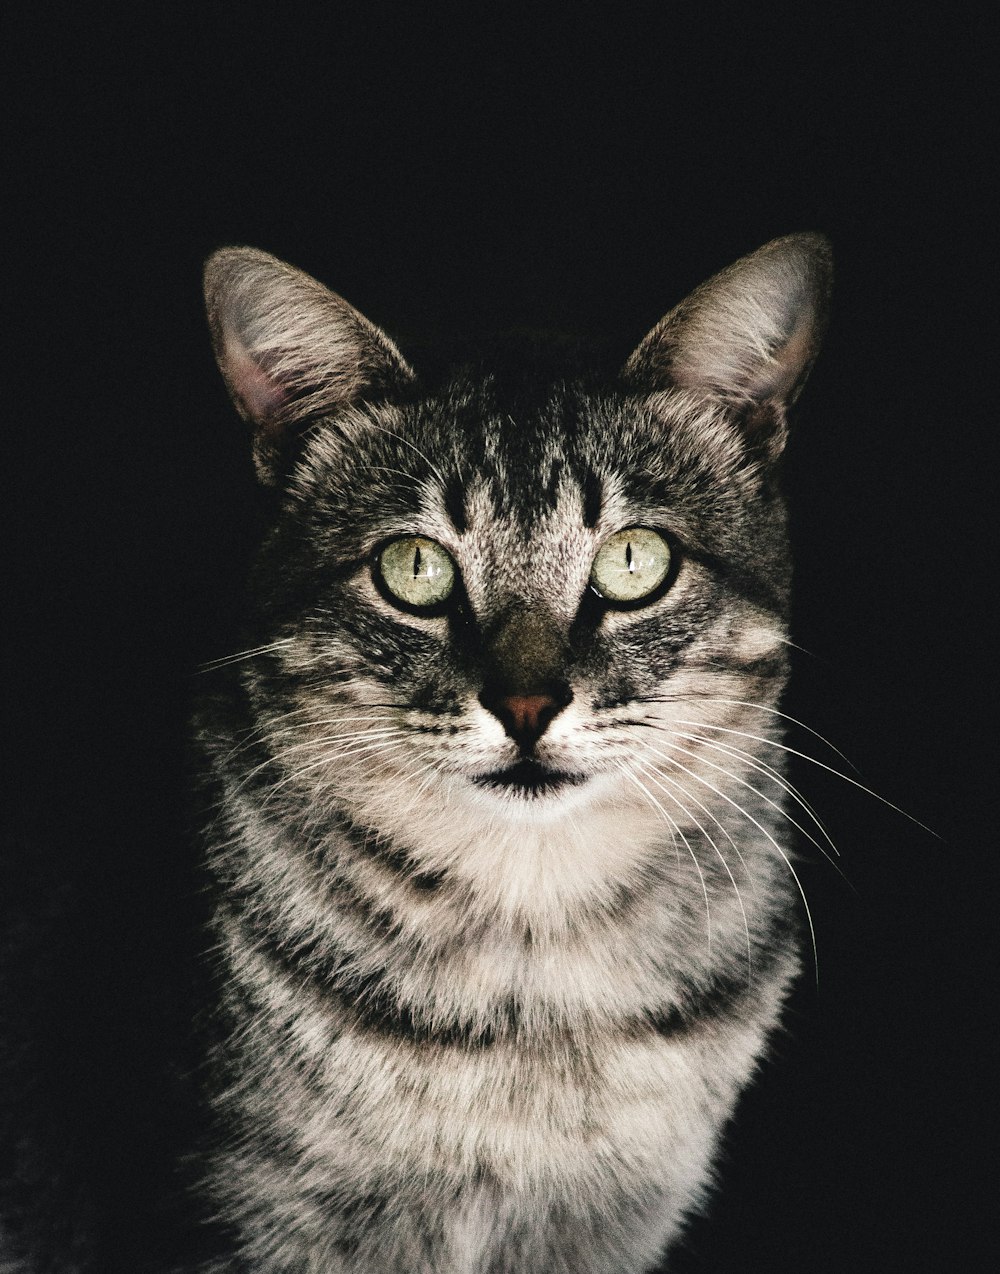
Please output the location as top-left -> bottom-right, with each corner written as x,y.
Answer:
237,1013 -> 769,1203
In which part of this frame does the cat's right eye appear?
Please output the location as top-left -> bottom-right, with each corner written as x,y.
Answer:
376,537 -> 457,611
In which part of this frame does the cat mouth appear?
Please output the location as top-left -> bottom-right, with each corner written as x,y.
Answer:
472,759 -> 587,798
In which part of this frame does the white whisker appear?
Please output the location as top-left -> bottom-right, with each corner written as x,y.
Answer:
664,729 -> 843,873
261,739 -> 412,814
239,730 -> 410,796
639,741 -> 818,983
366,422 -> 450,489
679,731 -> 844,866
198,638 -> 296,673
657,732 -> 841,881
634,759 -> 752,974
614,760 -> 713,953
676,718 -> 935,834
223,707 -> 401,761
682,696 -> 858,769
637,749 -> 754,883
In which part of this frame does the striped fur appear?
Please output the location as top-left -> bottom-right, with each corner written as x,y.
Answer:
194,235 -> 831,1272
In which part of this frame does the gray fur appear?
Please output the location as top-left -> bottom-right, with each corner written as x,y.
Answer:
196,235 -> 831,1272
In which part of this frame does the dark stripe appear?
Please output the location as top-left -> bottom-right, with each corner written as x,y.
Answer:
254,927 -> 507,1048
648,909 -> 799,1037
347,973 -> 506,1048
679,544 -> 787,618
443,473 -> 468,532
314,1189 -> 391,1258
327,809 -> 448,894
581,468 -> 603,527
221,891 -> 508,1049
688,648 -> 788,681
232,892 -> 796,1051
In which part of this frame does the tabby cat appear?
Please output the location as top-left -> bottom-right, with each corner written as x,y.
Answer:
193,233 -> 832,1273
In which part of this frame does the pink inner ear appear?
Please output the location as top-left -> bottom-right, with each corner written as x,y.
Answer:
224,330 -> 288,430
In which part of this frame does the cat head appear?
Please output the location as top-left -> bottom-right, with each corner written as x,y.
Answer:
203,237 -> 831,852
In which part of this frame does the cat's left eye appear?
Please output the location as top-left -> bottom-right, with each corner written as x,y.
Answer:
376,537 -> 456,610
590,527 -> 673,604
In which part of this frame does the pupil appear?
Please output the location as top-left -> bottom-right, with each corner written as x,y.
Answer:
413,545 -> 422,578
625,541 -> 633,571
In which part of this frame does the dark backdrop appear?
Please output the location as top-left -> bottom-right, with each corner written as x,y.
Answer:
5,10 -> 993,1272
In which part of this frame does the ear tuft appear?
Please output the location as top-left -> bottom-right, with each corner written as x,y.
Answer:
203,247 -> 413,484
624,234 -> 832,461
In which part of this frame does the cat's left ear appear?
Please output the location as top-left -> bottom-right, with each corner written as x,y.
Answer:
623,233 -> 832,462
204,247 -> 415,484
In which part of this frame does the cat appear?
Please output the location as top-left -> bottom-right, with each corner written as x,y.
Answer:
186,231 -> 832,1273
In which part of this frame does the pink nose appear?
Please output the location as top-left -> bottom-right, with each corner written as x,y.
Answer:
499,693 -> 558,735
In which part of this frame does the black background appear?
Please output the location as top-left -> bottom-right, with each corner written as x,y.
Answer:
5,10 -> 994,1272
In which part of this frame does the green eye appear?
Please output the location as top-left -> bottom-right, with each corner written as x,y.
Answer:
590,527 -> 672,604
377,537 -> 456,609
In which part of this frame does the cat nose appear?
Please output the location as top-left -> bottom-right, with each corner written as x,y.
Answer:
502,694 -> 558,736
479,687 -> 572,752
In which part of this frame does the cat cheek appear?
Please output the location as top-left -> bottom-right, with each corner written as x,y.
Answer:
731,623 -> 785,663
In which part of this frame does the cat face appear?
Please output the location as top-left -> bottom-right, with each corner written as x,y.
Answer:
243,386 -> 785,817
204,237 -> 830,840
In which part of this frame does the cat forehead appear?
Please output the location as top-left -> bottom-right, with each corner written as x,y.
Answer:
298,382 -> 744,522
436,478 -> 603,619
333,422 -> 611,566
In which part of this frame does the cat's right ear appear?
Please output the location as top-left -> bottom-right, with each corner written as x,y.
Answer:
203,247 -> 414,485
